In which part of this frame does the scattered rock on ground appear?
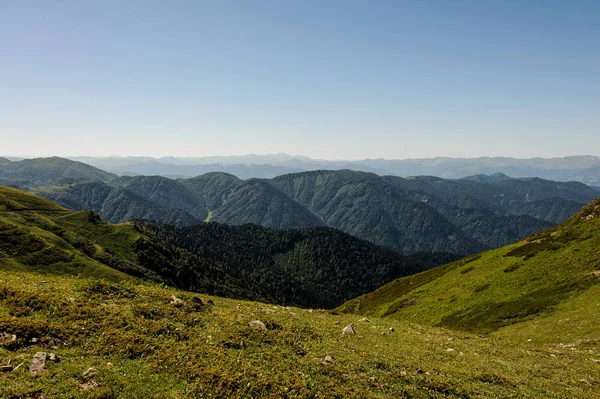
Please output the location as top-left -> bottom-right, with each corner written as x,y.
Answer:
29,352 -> 46,374
249,320 -> 267,331
169,295 -> 184,305
342,323 -> 356,335
82,367 -> 98,379
192,296 -> 203,305
359,318 -> 371,323
323,355 -> 334,364
81,380 -> 99,391
48,353 -> 59,362
389,328 -> 395,332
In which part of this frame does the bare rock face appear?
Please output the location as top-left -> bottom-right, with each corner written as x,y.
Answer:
248,320 -> 267,331
342,323 -> 356,335
29,352 -> 46,374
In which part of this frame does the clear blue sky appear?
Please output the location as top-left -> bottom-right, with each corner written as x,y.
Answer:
1,0 -> 599,159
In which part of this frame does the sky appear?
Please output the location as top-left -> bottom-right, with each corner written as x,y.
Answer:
1,0 -> 599,160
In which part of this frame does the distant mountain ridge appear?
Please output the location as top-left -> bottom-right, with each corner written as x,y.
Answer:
52,154 -> 600,185
2,157 -> 598,257
0,156 -> 116,187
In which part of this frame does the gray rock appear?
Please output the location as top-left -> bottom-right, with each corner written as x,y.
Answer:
169,295 -> 184,305
359,318 -> 371,323
82,367 -> 98,379
342,323 -> 356,335
48,353 -> 59,362
323,355 -> 334,364
248,320 -> 267,330
81,380 -> 99,391
29,352 -> 46,374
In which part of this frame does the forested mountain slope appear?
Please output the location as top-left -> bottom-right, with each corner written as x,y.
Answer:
0,157 -> 116,187
3,157 -> 598,257
0,186 -> 452,308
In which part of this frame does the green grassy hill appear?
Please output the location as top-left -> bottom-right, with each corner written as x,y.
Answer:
338,198 -> 600,338
0,186 -> 157,282
1,270 -> 598,398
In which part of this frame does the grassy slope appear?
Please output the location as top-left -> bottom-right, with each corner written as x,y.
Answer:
0,186 -> 146,282
338,199 -> 600,336
1,270 -> 598,398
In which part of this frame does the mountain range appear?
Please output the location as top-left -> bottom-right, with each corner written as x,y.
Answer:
0,186 -> 454,308
1,157 -> 598,257
51,154 -> 600,185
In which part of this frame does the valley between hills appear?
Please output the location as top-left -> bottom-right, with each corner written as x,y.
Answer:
0,159 -> 599,398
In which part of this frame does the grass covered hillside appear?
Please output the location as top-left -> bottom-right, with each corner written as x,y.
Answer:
0,186 -> 452,309
339,197 -> 600,338
1,270 -> 599,398
0,186 -> 158,282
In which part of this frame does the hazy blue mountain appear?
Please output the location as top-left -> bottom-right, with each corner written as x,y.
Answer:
115,163 -> 304,179
65,154 -> 600,184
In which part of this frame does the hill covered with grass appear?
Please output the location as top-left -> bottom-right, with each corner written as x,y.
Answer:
1,258 -> 598,397
338,197 -> 600,337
